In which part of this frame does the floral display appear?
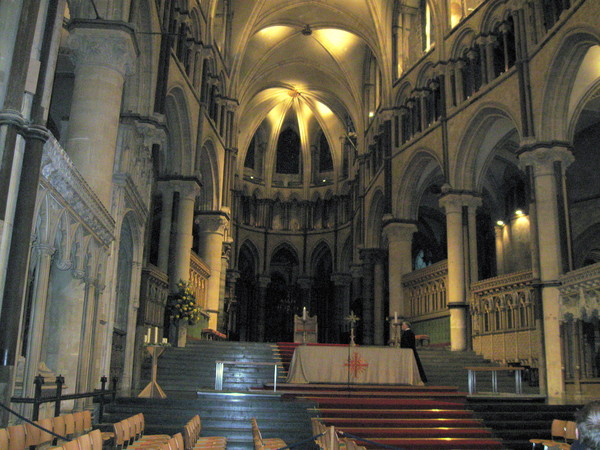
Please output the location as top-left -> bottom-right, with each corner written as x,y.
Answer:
167,280 -> 203,325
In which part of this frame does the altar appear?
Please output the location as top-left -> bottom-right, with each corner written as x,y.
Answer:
286,345 -> 424,385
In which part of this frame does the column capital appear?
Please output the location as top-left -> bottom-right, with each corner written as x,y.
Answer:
171,178 -> 201,200
32,243 -> 56,256
359,247 -> 386,264
382,216 -> 418,243
297,275 -> 313,289
350,264 -> 363,278
257,274 -> 271,288
331,273 -> 352,286
518,145 -> 574,176
439,190 -> 482,213
226,269 -> 240,283
195,212 -> 228,234
66,20 -> 138,77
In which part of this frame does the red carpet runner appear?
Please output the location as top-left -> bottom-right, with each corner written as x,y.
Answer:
274,343 -> 505,449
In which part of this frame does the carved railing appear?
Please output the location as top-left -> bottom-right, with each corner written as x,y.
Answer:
470,270 -> 539,366
140,264 -> 169,327
559,262 -> 600,383
402,260 -> 448,319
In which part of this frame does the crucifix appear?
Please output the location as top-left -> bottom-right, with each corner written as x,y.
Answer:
345,311 -> 360,347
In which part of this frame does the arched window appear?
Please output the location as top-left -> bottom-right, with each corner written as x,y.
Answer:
244,136 -> 256,169
276,128 -> 300,174
421,0 -> 435,52
318,132 -> 333,172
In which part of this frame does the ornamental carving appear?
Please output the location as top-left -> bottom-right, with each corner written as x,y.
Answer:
195,214 -> 228,234
67,26 -> 136,76
518,146 -> 574,176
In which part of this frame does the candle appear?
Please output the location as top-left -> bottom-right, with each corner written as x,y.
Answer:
394,311 -> 398,324
154,327 -> 159,344
144,334 -> 149,344
162,337 -> 167,344
302,307 -> 307,321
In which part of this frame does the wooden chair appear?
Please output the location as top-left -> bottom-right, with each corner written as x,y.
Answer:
82,411 -> 93,434
0,428 -> 9,450
530,419 -> 569,449
75,433 -> 92,450
251,418 -> 286,450
61,439 -> 79,450
25,421 -> 42,447
7,425 -> 26,450
73,412 -> 85,437
565,420 -> 578,443
37,418 -> 54,448
88,429 -> 103,450
64,414 -> 75,439
52,415 -> 68,446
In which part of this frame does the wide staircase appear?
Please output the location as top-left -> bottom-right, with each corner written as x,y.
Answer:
102,340 -> 581,449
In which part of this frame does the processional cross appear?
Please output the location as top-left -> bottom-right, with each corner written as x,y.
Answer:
345,311 -> 360,347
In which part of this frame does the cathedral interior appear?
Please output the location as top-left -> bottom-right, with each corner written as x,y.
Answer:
2,0 -> 600,421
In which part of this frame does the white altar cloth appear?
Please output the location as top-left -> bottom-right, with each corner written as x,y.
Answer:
286,345 -> 424,385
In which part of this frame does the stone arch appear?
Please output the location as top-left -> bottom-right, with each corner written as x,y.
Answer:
540,28 -> 600,141
395,149 -> 444,220
366,190 -> 385,248
453,103 -> 521,191
165,86 -> 192,175
196,139 -> 220,211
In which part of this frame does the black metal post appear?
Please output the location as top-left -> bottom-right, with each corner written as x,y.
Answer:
32,375 -> 44,421
98,376 -> 107,423
54,375 -> 64,417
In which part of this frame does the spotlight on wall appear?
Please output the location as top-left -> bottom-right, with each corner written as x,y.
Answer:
250,176 -> 254,179
515,209 -> 524,216
368,111 -> 375,118
322,179 -> 327,182
496,220 -> 505,226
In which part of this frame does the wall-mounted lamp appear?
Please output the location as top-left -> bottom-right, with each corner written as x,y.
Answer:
515,209 -> 524,216
496,220 -> 505,226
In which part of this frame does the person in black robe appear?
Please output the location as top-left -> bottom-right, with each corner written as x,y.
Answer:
400,321 -> 428,383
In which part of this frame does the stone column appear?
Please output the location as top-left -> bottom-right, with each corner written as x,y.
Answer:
297,275 -> 312,311
170,181 -> 200,290
464,195 -> 482,285
195,212 -> 228,329
218,240 -> 232,331
157,183 -> 174,273
373,252 -> 386,346
519,146 -> 574,398
22,244 -> 55,397
256,275 -> 271,342
440,191 -> 468,351
383,218 -> 417,319
331,273 -> 351,344
65,21 -> 137,209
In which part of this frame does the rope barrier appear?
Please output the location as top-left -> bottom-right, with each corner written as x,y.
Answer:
276,431 -> 326,449
339,430 -> 405,449
0,401 -> 71,442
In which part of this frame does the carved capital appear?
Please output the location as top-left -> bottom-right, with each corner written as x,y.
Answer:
439,193 -> 464,214
382,216 -> 417,243
195,212 -> 228,234
331,272 -> 352,286
67,21 -> 137,77
170,179 -> 201,200
519,146 -> 574,177
359,248 -> 386,264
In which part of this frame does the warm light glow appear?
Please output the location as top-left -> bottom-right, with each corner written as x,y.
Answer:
496,220 -> 505,226
257,26 -> 290,41
316,101 -> 333,117
515,209 -> 524,216
322,179 -> 326,182
288,89 -> 301,98
315,28 -> 356,53
368,111 -> 375,118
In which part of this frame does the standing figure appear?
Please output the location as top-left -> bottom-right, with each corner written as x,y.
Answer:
400,321 -> 428,383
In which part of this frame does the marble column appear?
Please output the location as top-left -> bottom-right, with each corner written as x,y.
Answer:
170,181 -> 200,290
157,183 -> 174,273
256,275 -> 271,342
331,273 -> 351,344
519,146 -> 574,398
439,192 -> 468,351
383,218 -> 417,320
65,21 -> 137,209
195,212 -> 228,330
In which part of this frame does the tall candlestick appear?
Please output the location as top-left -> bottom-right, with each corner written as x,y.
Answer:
302,306 -> 307,321
154,327 -> 159,344
394,311 -> 398,324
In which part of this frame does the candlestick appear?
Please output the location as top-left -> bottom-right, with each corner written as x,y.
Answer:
394,311 -> 398,324
154,327 -> 159,344
302,306 -> 307,321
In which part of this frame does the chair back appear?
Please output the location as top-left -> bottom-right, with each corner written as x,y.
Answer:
0,428 -> 9,450
76,432 -> 93,450
37,418 -> 54,445
73,411 -> 85,436
25,421 -> 41,446
82,410 -> 93,433
64,413 -> 75,437
63,438 -> 80,450
173,432 -> 185,450
565,420 -> 577,442
550,419 -> 567,441
113,421 -> 126,449
88,429 -> 103,450
7,425 -> 26,450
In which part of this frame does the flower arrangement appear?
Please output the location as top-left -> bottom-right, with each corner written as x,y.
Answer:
167,280 -> 203,325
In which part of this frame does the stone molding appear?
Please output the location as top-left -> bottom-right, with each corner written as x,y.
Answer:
382,217 -> 417,243
41,136 -> 115,246
439,191 -> 482,213
66,21 -> 137,77
518,146 -> 574,177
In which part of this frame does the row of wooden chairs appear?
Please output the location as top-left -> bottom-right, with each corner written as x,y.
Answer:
251,418 -> 286,450
112,413 -> 170,449
49,429 -> 103,450
530,419 -> 578,449
182,416 -> 226,449
311,418 -> 366,450
0,410 -> 94,450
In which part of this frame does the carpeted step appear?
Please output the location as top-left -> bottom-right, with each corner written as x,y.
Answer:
342,436 -> 505,449
320,417 -> 485,428
318,408 -> 477,419
304,396 -> 467,409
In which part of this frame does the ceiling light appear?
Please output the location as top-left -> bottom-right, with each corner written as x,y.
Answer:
496,220 -> 505,226
288,89 -> 301,98
301,24 -> 312,36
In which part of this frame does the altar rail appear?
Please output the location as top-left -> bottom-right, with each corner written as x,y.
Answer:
470,270 -> 539,368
